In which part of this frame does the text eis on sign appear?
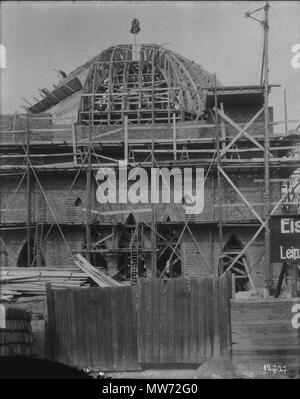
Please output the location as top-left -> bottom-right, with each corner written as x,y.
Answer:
271,216 -> 300,262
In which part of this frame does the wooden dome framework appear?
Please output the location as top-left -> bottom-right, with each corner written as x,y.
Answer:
78,44 -> 218,125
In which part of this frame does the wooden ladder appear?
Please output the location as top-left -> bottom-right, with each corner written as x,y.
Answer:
33,223 -> 43,267
33,189 -> 45,267
180,145 -> 190,161
129,224 -> 139,285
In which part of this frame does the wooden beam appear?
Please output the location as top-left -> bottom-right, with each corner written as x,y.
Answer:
173,112 -> 176,160
91,233 -> 113,248
284,89 -> 288,136
219,166 -> 264,224
77,127 -> 123,143
220,103 -> 226,150
218,107 -> 264,157
124,115 -> 128,162
71,123 -> 77,165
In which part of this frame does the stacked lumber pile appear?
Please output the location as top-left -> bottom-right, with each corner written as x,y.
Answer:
0,256 -> 122,301
0,268 -> 91,300
0,305 -> 33,356
74,254 -> 122,287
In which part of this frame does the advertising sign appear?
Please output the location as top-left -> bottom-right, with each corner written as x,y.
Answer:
271,215 -> 300,262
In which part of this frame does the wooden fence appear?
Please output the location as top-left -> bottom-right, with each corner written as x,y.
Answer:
46,276 -> 232,371
46,285 -> 139,370
231,298 -> 300,375
138,277 -> 231,365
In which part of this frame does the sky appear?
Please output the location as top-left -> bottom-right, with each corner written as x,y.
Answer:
0,0 -> 299,131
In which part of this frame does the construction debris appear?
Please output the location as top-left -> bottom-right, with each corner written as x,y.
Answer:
74,254 -> 122,287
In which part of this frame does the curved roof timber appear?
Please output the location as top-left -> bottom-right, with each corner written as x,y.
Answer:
28,44 -> 219,122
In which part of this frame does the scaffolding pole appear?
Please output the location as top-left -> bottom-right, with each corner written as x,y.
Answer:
86,107 -> 92,263
151,59 -> 157,277
263,1 -> 271,292
284,89 -> 288,136
26,113 -> 32,267
215,74 -> 222,277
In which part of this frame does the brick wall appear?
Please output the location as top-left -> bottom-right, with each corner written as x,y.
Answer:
0,174 -> 88,224
0,226 -> 84,267
0,230 -> 26,267
180,226 -> 267,288
0,114 -> 73,144
43,226 -> 84,267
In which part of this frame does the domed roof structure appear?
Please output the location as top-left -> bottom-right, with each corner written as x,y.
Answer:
28,44 -> 220,124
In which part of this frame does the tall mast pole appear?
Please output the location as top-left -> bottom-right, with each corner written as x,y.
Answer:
263,1 -> 271,293
246,0 -> 271,294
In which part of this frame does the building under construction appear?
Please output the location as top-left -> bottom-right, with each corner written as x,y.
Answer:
1,39 -> 300,295
1,3 -> 300,375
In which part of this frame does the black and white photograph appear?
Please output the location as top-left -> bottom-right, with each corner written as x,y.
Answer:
0,0 -> 299,383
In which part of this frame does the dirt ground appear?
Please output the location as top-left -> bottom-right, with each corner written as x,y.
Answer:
99,358 -> 298,379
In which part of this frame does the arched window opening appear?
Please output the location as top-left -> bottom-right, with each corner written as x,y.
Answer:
219,234 -> 249,292
17,237 -> 46,268
74,197 -> 82,207
157,228 -> 182,278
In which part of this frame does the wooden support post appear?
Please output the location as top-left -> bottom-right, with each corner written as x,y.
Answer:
150,57 -> 157,277
138,53 -> 142,124
284,89 -> 288,136
215,75 -> 222,278
172,112 -> 176,161
151,59 -> 155,124
86,108 -> 92,264
71,122 -> 77,165
45,283 -> 56,361
151,132 -> 157,278
275,262 -> 288,298
220,102 -> 226,150
291,262 -> 298,297
26,113 -> 32,267
124,114 -> 128,162
231,273 -> 236,299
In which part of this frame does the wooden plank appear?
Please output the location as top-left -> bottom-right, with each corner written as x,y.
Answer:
167,277 -> 175,363
152,279 -> 160,364
212,278 -> 220,358
231,299 -> 300,374
45,283 -> 56,360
